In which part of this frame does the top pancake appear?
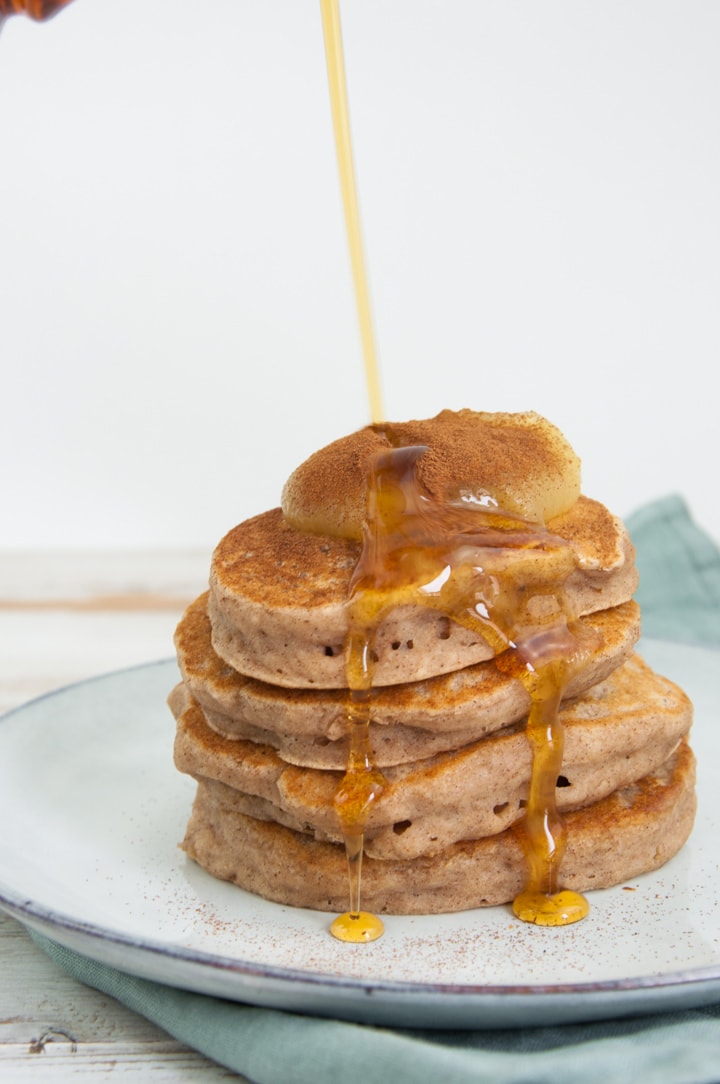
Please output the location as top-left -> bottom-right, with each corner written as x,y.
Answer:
209,495 -> 638,688
282,410 -> 582,538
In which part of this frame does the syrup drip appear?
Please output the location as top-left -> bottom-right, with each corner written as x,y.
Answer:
334,445 -> 591,934
498,653 -> 589,925
330,689 -> 386,942
321,0 -> 386,942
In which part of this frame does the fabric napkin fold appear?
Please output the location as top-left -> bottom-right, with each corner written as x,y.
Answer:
625,494 -> 720,645
31,495 -> 720,1083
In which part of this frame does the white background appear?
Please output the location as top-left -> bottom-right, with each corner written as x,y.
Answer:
1,0 -> 718,552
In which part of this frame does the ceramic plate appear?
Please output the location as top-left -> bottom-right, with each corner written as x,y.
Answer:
0,640 -> 719,1029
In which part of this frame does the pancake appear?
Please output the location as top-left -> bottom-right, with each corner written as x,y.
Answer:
180,740 -> 697,914
172,653 -> 692,860
281,410 -> 583,539
208,496 -> 638,689
175,592 -> 641,767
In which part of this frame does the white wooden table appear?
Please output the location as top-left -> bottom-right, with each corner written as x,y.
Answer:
0,553 -> 245,1081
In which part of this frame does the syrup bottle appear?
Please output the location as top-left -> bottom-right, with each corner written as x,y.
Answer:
0,0 -> 72,22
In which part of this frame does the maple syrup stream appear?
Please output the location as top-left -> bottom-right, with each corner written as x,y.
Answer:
319,3 -> 589,942
319,0 -> 384,428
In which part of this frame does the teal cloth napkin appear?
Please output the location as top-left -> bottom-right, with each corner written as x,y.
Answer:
626,494 -> 720,645
32,495 -> 720,1083
24,931 -> 720,1084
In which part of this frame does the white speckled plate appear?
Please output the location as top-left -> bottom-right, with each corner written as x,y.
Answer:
0,641 -> 719,1029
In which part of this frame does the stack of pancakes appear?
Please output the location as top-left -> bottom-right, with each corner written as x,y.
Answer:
169,411 -> 695,914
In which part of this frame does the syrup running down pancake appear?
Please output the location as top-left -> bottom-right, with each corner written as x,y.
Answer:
180,740 -> 696,915
169,410 -> 695,936
174,593 -> 641,768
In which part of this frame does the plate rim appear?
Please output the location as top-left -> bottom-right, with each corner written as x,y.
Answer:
3,879 -> 720,1001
